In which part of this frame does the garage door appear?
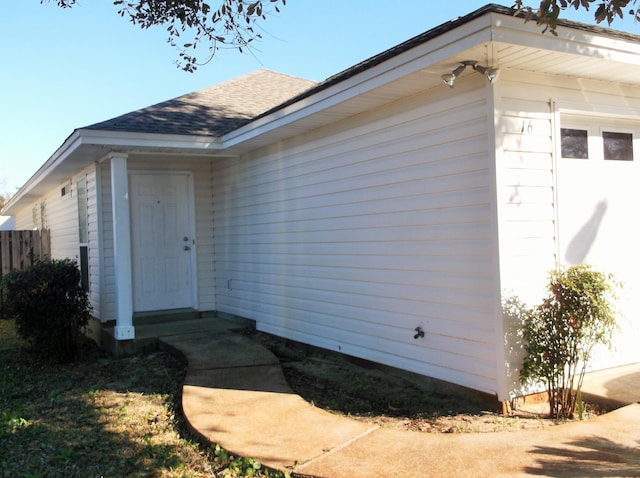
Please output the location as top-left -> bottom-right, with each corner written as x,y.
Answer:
556,115 -> 640,368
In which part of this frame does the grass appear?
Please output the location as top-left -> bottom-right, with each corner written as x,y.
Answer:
0,315 -> 609,476
0,320 -> 288,478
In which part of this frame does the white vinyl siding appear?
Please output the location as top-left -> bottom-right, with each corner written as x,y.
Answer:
495,81 -> 558,398
12,208 -> 33,230
496,70 -> 640,391
496,90 -> 557,305
213,84 -> 499,394
41,186 -> 75,260
99,161 -> 116,322
12,170 -> 96,262
99,155 -> 216,322
7,166 -> 101,316
13,204 -> 46,232
84,167 -> 100,317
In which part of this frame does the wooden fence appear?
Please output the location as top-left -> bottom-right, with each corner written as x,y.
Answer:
0,230 -> 51,278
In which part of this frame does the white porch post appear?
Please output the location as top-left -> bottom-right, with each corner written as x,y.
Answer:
110,153 -> 135,340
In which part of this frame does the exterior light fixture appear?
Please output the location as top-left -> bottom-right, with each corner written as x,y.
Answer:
441,60 -> 475,88
472,63 -> 500,83
441,62 -> 470,88
441,60 -> 499,87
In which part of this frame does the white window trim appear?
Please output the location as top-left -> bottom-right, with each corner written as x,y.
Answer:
559,114 -> 639,162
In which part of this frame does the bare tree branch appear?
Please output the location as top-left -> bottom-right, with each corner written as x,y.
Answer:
41,0 -> 286,72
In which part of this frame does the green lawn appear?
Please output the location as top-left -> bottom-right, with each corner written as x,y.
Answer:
0,320 -> 287,478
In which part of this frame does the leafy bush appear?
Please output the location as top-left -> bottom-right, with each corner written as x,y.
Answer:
1,258 -> 92,362
520,264 -> 619,419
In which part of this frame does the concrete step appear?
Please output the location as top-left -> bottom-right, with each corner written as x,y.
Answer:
133,308 -> 201,325
99,312 -> 253,356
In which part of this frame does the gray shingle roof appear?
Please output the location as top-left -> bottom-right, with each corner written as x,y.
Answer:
85,69 -> 316,137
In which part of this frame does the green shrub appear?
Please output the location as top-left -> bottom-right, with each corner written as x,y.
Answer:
520,264 -> 619,419
1,258 -> 92,362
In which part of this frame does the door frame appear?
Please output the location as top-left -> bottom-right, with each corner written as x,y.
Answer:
128,170 -> 199,312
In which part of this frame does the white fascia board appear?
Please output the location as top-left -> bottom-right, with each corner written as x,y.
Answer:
491,13 -> 640,65
220,15 -> 495,149
3,129 -> 222,214
78,129 -> 223,151
3,130 -> 84,214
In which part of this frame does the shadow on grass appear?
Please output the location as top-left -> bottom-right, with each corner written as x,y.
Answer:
0,322 -> 199,477
525,436 -> 640,477
1,398 -> 184,476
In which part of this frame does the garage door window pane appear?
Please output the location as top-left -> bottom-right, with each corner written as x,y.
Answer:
603,131 -> 633,161
561,128 -> 589,159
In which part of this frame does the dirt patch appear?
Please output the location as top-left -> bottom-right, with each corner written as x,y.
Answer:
250,331 -> 607,433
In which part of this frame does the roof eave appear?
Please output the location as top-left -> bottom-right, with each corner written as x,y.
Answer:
3,130 -> 225,214
219,8 -> 640,153
77,128 -> 224,151
3,130 -> 84,214
219,12 -> 497,151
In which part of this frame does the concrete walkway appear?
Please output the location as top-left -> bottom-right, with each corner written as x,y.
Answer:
157,317 -> 640,478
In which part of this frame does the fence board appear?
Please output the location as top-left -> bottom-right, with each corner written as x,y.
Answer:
41,229 -> 51,259
0,230 -> 51,278
10,233 -> 20,272
0,233 -> 10,276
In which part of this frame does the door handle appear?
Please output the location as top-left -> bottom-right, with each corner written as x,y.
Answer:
184,245 -> 191,251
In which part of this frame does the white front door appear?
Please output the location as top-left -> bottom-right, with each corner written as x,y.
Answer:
130,172 -> 195,311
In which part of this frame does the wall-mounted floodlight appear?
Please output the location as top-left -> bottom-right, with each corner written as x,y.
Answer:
472,63 -> 500,83
441,60 -> 499,88
441,62 -> 472,88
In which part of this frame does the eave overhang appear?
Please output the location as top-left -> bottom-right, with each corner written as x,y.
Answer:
5,4 -> 640,215
3,129 -> 225,214
220,9 -> 640,152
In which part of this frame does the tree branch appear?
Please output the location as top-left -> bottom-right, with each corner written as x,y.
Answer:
513,0 -> 639,34
41,0 -> 286,72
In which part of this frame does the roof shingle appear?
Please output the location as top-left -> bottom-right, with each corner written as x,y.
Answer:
85,69 -> 316,137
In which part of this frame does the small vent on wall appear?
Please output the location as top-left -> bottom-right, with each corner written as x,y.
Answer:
61,180 -> 72,197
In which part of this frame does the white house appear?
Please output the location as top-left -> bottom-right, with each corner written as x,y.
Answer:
3,4 -> 640,402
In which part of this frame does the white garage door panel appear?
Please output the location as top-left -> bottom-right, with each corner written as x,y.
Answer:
557,118 -> 640,369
